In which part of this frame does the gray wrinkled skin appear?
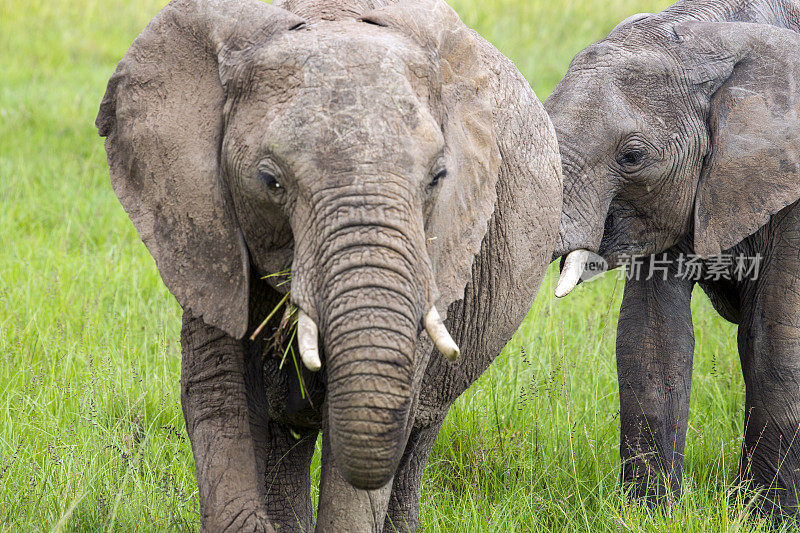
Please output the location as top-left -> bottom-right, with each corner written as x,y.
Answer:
546,0 -> 800,520
97,0 -> 561,530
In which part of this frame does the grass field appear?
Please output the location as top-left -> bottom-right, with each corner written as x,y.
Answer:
0,0 -> 779,531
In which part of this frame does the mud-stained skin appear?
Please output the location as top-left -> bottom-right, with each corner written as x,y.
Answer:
96,0 -> 561,531
546,0 -> 800,521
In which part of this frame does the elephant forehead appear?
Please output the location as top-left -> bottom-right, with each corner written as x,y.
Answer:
263,91 -> 442,178
239,25 -> 443,163
551,49 -> 685,144
249,22 -> 437,103
572,42 -> 682,106
572,40 -> 671,75
550,77 -> 630,135
269,83 -> 438,146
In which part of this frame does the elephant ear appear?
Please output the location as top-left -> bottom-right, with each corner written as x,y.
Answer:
360,0 -> 501,313
96,0 -> 304,338
610,12 -> 653,34
680,22 -> 800,258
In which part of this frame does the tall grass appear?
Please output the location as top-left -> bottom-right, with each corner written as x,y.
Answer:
0,0 -> 772,530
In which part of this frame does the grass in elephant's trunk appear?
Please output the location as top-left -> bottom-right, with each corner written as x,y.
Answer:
249,269 -> 311,404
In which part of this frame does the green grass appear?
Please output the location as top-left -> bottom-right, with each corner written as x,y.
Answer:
0,0 -> 778,530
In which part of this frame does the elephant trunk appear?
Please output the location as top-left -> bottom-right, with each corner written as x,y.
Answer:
323,271 -> 419,489
552,149 -> 610,261
293,188 -> 438,490
549,143 -> 614,297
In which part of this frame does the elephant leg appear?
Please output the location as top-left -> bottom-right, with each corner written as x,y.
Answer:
242,342 -> 317,531
180,311 -> 275,533
261,423 -> 317,530
382,419 -> 444,533
616,261 -> 695,505
737,239 -> 800,519
315,427 -> 393,532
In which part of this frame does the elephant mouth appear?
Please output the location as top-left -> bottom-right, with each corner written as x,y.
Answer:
596,211 -> 645,264
555,211 -> 642,297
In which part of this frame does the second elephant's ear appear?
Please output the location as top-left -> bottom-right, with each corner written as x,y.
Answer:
680,22 -> 800,258
361,0 -> 501,312
96,0 -> 304,338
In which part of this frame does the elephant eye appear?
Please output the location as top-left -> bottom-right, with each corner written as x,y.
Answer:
258,168 -> 284,194
428,168 -> 447,190
260,171 -> 281,189
617,147 -> 647,170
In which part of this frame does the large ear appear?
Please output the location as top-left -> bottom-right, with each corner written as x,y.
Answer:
360,0 -> 501,313
610,12 -> 653,34
679,22 -> 800,258
96,0 -> 304,338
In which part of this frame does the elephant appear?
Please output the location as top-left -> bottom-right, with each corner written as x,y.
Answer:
545,0 -> 800,519
96,0 -> 561,530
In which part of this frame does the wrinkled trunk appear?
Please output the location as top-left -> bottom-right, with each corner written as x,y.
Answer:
294,187 -> 433,490
322,264 -> 419,489
552,147 -> 611,260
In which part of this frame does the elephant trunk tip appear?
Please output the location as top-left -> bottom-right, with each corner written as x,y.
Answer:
339,461 -> 397,491
334,432 -> 406,490
328,412 -> 409,491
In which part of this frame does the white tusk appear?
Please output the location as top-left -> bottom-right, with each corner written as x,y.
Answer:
555,249 -> 590,298
297,310 -> 322,372
424,307 -> 460,361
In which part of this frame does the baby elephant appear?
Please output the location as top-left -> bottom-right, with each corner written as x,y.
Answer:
97,0 -> 561,530
547,0 -> 800,520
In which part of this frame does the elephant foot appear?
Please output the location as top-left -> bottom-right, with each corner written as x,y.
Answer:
734,411 -> 800,524
621,455 -> 682,511
728,482 -> 800,524
203,506 -> 277,533
622,480 -> 680,513
730,473 -> 800,524
622,465 -> 681,513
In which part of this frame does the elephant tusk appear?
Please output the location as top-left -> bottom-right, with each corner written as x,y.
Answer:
297,310 -> 322,372
555,249 -> 590,298
424,307 -> 460,361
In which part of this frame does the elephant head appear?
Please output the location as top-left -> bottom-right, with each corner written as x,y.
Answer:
546,17 -> 800,294
97,0 -> 506,489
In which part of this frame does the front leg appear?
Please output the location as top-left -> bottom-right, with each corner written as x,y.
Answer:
244,346 -> 317,532
383,419 -> 444,532
260,421 -> 317,530
616,260 -> 695,505
735,211 -> 800,519
180,311 -> 275,532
